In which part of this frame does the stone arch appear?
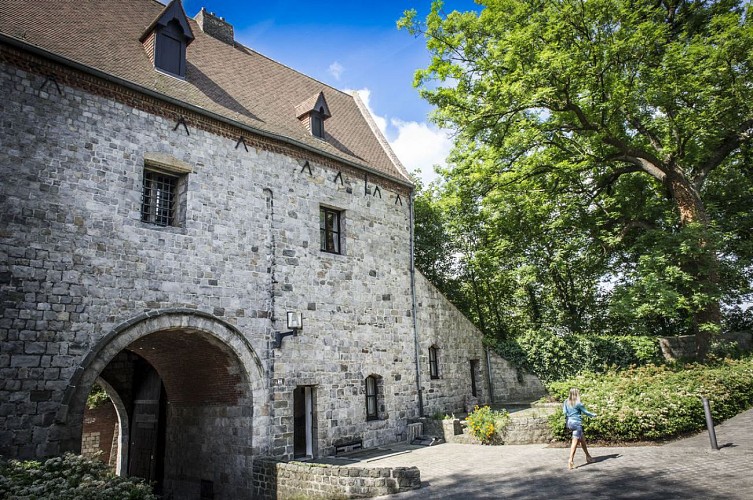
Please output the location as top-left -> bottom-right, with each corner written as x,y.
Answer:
60,309 -> 266,499
95,377 -> 130,476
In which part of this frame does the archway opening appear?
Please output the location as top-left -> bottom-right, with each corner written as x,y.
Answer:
81,327 -> 254,499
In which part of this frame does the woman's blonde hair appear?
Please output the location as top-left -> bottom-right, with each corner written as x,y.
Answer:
567,388 -> 581,407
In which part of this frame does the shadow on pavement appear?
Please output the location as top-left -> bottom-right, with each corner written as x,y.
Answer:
392,464 -> 729,499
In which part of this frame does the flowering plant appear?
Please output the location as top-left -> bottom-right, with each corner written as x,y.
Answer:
465,405 -> 511,445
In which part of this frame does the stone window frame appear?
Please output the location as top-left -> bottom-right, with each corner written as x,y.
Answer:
141,153 -> 191,228
428,345 -> 440,380
365,374 -> 384,421
320,205 -> 344,255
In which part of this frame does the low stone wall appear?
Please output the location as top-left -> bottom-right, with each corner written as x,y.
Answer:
252,459 -> 421,499
659,331 -> 753,360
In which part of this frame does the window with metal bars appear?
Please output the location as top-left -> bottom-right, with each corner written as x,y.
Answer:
320,207 -> 342,254
141,170 -> 179,226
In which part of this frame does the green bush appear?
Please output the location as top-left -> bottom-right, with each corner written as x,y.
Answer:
465,405 -> 511,445
0,453 -> 155,499
492,330 -> 663,382
547,357 -> 753,442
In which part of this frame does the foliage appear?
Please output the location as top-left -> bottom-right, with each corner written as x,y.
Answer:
0,452 -> 155,499
547,357 -> 753,442
86,383 -> 110,410
465,405 -> 511,444
401,0 -> 753,350
492,331 -> 663,383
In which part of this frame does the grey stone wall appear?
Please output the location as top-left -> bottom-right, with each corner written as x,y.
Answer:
0,56 -> 418,466
660,331 -> 753,361
487,354 -> 546,403
413,272 -> 545,414
413,272 -> 490,416
252,459 -> 421,499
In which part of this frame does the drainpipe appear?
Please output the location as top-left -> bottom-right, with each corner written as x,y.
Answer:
485,346 -> 494,405
409,190 -> 424,417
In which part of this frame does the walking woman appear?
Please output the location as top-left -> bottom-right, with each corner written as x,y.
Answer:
563,387 -> 597,469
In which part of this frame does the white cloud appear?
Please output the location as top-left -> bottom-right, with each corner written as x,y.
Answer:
328,61 -> 344,80
350,89 -> 452,187
389,119 -> 452,186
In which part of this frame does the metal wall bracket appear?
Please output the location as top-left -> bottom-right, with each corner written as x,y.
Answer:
273,329 -> 298,349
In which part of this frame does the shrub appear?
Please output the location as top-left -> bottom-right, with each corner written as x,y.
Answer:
465,405 -> 511,445
0,452 -> 155,499
492,330 -> 663,382
547,356 -> 753,442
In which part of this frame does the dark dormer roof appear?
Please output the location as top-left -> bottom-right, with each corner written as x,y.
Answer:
140,0 -> 194,45
295,91 -> 332,120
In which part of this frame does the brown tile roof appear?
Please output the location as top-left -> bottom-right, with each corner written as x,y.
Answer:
0,0 -> 411,185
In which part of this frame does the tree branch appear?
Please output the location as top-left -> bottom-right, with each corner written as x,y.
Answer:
694,119 -> 753,189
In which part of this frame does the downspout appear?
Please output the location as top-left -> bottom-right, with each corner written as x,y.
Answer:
485,346 -> 494,405
409,190 -> 424,417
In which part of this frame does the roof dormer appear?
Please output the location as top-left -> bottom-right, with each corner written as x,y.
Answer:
140,0 -> 194,78
296,92 -> 332,139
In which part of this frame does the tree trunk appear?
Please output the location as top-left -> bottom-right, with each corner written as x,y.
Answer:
665,170 -> 721,361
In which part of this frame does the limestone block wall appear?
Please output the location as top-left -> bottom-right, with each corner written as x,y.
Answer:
487,354 -> 547,403
252,459 -> 421,499
0,51 -> 417,466
413,272 -> 491,416
414,272 -> 546,413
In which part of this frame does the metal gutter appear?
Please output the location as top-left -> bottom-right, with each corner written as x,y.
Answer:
409,190 -> 424,417
0,33 -> 414,189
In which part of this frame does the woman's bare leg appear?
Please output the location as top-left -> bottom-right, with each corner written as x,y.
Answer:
568,437 -> 578,468
580,437 -> 594,462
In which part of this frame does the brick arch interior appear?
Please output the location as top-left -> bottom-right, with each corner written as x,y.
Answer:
65,311 -> 263,500
125,329 -> 253,499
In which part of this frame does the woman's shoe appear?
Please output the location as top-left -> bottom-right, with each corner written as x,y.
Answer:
568,461 -> 575,470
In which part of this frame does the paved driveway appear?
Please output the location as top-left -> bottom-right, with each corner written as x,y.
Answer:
349,408 -> 753,499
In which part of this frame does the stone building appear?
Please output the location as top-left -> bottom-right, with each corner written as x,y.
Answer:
0,0 -> 544,497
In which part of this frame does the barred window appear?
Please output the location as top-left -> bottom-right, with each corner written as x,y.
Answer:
141,169 -> 183,227
320,207 -> 342,254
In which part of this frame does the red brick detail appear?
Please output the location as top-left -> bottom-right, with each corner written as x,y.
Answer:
0,44 -> 411,196
127,330 -> 243,406
81,400 -> 118,467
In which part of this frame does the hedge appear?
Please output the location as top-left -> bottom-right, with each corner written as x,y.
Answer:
492,330 -> 663,383
547,357 -> 753,442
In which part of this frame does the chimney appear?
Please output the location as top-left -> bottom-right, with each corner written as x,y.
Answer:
194,8 -> 234,45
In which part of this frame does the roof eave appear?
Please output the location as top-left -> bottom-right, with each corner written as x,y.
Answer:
0,33 -> 413,189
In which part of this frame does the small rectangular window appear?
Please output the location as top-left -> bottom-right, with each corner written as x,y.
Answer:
365,376 -> 378,420
141,167 -> 188,228
311,114 -> 324,138
429,346 -> 439,379
320,207 -> 342,254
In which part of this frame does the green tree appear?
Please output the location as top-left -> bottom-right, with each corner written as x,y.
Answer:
401,0 -> 753,358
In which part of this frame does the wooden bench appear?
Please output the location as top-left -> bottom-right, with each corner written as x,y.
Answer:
334,439 -> 363,455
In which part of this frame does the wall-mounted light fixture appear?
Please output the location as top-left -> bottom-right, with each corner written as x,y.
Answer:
274,312 -> 302,348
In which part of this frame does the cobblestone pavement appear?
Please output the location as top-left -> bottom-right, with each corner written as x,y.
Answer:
346,408 -> 753,499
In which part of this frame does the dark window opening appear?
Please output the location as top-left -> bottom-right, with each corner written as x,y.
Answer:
320,207 -> 341,254
155,20 -> 187,77
429,346 -> 439,379
311,113 -> 324,138
365,376 -> 378,420
142,170 -> 178,227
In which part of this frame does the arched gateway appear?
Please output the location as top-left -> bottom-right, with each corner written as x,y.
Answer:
60,310 -> 264,499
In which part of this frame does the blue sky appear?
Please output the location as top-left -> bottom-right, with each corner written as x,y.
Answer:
175,0 -> 481,184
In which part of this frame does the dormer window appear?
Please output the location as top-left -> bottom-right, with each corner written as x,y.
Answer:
141,0 -> 194,78
311,107 -> 325,138
296,92 -> 332,139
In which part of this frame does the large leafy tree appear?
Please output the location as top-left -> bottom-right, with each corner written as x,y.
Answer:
402,0 -> 753,358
